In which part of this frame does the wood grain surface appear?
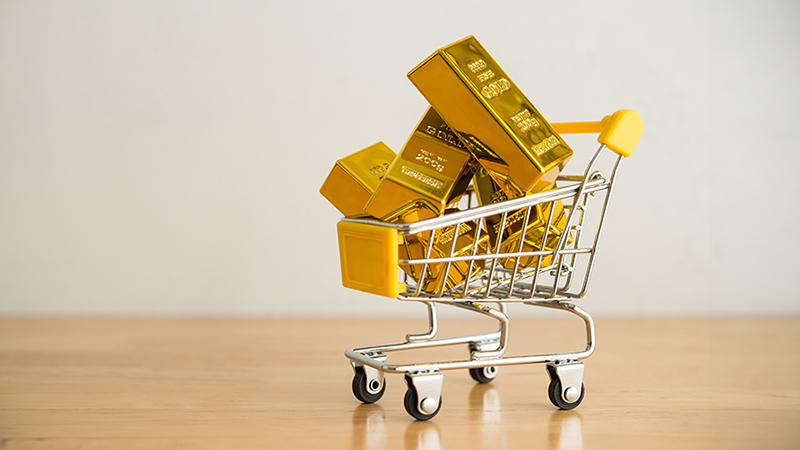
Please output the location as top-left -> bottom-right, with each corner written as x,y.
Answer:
1,316 -> 798,449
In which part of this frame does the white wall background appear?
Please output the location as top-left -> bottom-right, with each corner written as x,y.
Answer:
0,0 -> 798,316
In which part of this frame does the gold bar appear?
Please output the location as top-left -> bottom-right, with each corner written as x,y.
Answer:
319,142 -> 396,218
364,107 -> 476,224
472,166 -> 546,248
399,210 -> 490,293
499,198 -> 572,270
408,36 -> 573,198
473,170 -> 572,270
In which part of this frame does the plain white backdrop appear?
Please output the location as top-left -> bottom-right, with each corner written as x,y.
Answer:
0,0 -> 798,316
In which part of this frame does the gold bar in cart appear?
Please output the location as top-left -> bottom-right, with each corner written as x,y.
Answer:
365,107 -> 475,223
499,198 -> 572,270
319,142 -> 396,218
473,168 -> 572,270
399,211 -> 490,293
472,166 -> 546,248
407,36 -> 572,198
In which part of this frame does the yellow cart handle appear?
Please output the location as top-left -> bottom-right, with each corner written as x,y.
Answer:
551,109 -> 642,158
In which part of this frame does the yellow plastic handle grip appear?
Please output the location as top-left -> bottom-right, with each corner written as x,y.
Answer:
551,109 -> 642,157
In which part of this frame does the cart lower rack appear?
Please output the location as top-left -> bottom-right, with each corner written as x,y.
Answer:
338,110 -> 642,420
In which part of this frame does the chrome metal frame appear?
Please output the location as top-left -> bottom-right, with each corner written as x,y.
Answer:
344,144 -> 624,411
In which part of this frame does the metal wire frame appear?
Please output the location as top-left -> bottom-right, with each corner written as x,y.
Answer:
340,143 -> 624,304
344,144 -> 624,381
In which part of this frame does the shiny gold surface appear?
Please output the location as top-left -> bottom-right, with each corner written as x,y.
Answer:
500,201 -> 569,270
473,171 -> 570,270
319,142 -> 396,217
365,108 -> 475,223
472,166 -> 546,248
399,213 -> 490,294
408,36 -> 573,198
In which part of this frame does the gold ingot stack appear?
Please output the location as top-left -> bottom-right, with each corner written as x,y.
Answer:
364,107 -> 483,293
322,36 -> 578,296
408,36 -> 576,274
321,109 -> 481,293
319,142 -> 396,218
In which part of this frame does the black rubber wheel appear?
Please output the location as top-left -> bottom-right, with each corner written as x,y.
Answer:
547,378 -> 584,410
403,380 -> 442,421
469,366 -> 499,384
351,367 -> 385,404
546,365 -> 585,410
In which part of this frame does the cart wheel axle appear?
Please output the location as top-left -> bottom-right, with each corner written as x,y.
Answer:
547,379 -> 585,410
352,366 -> 385,404
469,366 -> 499,384
403,384 -> 442,421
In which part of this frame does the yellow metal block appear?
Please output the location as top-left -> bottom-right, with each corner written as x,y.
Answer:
337,221 -> 402,298
399,213 -> 490,294
472,167 -> 546,249
320,142 -> 396,218
365,108 -> 476,223
408,36 -> 572,199
499,201 -> 571,270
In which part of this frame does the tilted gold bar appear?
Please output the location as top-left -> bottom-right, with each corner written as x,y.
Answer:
472,166 -> 546,248
499,199 -> 570,270
319,142 -> 396,218
399,211 -> 490,294
472,170 -> 572,270
408,36 -> 573,198
365,107 -> 476,223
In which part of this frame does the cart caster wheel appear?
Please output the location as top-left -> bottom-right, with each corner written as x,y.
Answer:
403,383 -> 442,421
547,378 -> 585,410
469,366 -> 498,384
546,363 -> 585,410
352,367 -> 385,404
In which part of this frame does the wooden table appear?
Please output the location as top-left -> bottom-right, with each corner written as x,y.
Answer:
1,317 -> 798,449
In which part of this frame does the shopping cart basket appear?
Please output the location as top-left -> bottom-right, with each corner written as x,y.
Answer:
338,110 -> 642,420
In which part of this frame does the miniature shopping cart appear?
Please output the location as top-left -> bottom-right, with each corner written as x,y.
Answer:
338,110 -> 642,420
